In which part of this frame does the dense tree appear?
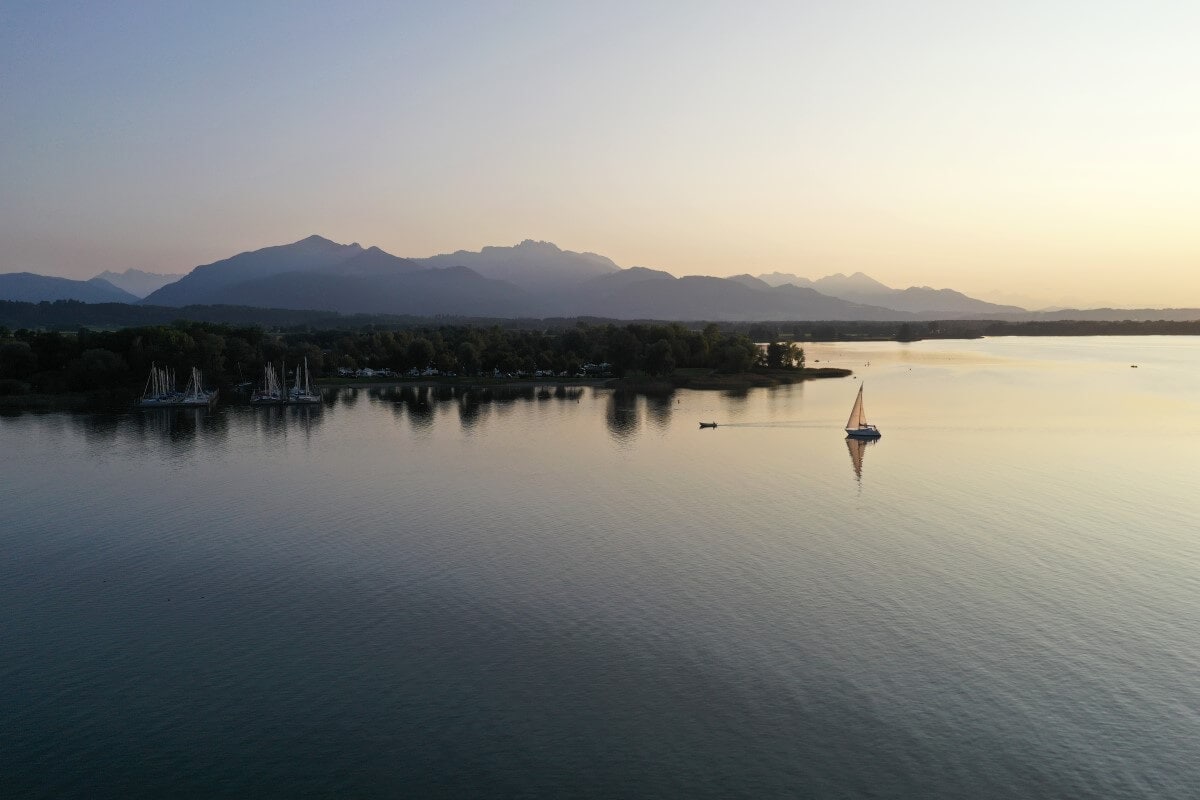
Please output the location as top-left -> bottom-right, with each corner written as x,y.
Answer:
406,337 -> 435,369
0,340 -> 36,379
642,339 -> 676,376
0,318 -> 819,402
763,341 -> 802,369
456,341 -> 481,375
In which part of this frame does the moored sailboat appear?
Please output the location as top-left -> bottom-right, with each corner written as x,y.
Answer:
845,384 -> 881,439
250,362 -> 286,406
288,357 -> 321,405
179,366 -> 218,407
137,363 -> 182,407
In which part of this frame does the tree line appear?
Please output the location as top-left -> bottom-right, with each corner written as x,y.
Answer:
0,321 -> 797,402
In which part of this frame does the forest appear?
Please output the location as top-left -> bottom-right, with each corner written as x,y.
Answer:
0,320 -> 784,405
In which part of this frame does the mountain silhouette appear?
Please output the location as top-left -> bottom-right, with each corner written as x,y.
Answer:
0,272 -> 139,304
143,235 -> 363,306
417,239 -> 619,292
202,266 -> 534,316
757,270 -> 1023,315
92,268 -> 184,298
0,234 -> 1018,319
317,246 -> 425,277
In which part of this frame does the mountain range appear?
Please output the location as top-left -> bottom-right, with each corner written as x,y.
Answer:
129,236 -> 1030,320
92,268 -> 185,298
132,237 -> 962,320
750,271 -> 1024,316
4,235 -> 1187,322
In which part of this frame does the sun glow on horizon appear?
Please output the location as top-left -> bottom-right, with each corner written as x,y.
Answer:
2,1 -> 1199,309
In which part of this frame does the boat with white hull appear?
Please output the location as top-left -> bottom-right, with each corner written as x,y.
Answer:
288,357 -> 321,405
178,366 -> 218,407
137,363 -> 181,407
250,362 -> 287,406
845,384 -> 881,439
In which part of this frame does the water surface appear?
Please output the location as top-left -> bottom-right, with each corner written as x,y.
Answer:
3,337 -> 1199,798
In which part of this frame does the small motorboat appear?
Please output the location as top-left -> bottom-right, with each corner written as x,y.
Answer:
699,422 -> 718,429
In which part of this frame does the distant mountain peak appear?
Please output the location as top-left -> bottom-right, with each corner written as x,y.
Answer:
814,272 -> 894,293
92,268 -> 185,298
141,235 -> 367,306
417,240 -> 619,292
518,239 -> 560,250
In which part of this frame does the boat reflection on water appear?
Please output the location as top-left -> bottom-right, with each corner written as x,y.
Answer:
137,406 -> 224,442
247,403 -> 324,441
845,435 -> 879,483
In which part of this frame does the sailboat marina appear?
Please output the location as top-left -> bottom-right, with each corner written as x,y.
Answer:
139,360 -> 318,410
138,363 -> 217,408
251,359 -> 322,407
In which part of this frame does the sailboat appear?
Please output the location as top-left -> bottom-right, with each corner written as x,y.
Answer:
137,362 -> 182,407
179,366 -> 218,407
844,384 -> 881,439
250,362 -> 286,406
288,357 -> 321,405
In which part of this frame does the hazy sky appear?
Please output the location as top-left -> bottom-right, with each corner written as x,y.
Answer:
2,1 -> 1198,308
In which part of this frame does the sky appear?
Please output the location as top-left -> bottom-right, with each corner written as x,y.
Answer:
2,1 -> 1198,309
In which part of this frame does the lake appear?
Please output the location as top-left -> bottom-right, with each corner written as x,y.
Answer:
3,336 -> 1200,798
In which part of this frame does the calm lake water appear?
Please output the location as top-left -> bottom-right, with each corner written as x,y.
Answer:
3,336 -> 1200,798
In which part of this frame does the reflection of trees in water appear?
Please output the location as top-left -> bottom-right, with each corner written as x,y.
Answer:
80,411 -> 123,443
396,385 -> 435,429
248,404 -> 323,441
458,391 -> 482,428
644,392 -> 674,430
355,383 -> 591,431
87,407 -> 236,452
606,391 -> 640,440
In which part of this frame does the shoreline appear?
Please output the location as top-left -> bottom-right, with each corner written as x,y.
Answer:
319,367 -> 852,393
0,369 -> 852,412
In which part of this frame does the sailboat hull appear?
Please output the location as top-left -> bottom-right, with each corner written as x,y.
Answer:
845,427 -> 881,439
177,392 -> 218,408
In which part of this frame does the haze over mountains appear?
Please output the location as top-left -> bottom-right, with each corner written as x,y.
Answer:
92,268 -> 185,298
4,235 -> 1196,322
751,271 -> 1025,316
